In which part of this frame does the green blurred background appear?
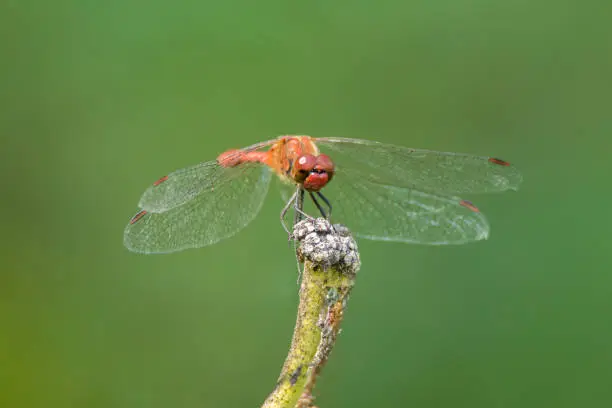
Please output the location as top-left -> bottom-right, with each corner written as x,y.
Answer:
1,1 -> 611,407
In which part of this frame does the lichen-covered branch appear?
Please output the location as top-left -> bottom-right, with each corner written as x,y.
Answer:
261,219 -> 360,408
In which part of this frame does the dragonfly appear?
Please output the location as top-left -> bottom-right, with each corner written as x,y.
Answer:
124,135 -> 522,254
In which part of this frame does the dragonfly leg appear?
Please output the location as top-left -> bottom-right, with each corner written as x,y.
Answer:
309,191 -> 328,219
312,191 -> 336,233
316,191 -> 332,219
293,188 -> 312,222
280,189 -> 298,235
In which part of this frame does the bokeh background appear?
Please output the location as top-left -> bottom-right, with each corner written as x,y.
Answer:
2,1 -> 611,407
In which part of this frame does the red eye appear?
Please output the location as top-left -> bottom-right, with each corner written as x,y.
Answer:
295,154 -> 316,172
315,154 -> 335,182
294,154 -> 317,182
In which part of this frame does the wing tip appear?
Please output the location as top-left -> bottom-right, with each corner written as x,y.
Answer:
152,175 -> 169,186
488,157 -> 523,192
459,200 -> 480,213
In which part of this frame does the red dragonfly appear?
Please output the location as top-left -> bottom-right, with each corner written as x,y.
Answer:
124,136 -> 521,253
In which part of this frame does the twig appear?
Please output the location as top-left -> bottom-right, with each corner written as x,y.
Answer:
261,219 -> 361,408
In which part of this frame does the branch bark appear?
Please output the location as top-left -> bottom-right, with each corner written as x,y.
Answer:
261,219 -> 360,408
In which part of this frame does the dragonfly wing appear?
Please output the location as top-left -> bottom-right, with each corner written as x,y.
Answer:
275,176 -> 296,204
124,164 -> 272,253
139,160 -> 224,213
322,171 -> 490,245
316,137 -> 522,195
138,140 -> 277,213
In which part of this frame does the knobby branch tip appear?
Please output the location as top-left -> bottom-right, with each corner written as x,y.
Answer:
261,218 -> 361,408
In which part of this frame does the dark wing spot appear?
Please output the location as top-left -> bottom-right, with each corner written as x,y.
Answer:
129,210 -> 148,224
153,175 -> 169,186
488,157 -> 511,166
459,200 -> 480,213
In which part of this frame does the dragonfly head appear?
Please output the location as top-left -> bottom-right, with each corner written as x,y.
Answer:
294,153 -> 335,192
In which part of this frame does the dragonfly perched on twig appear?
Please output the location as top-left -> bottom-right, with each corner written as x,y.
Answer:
124,135 -> 522,254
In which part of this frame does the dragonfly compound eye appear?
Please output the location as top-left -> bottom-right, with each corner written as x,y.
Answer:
315,154 -> 335,182
294,154 -> 317,182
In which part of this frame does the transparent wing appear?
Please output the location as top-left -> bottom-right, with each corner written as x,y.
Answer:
138,140 -> 276,213
139,161 -> 229,213
124,165 -> 272,253
276,176 -> 296,204
315,137 -> 522,195
320,172 -> 490,244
